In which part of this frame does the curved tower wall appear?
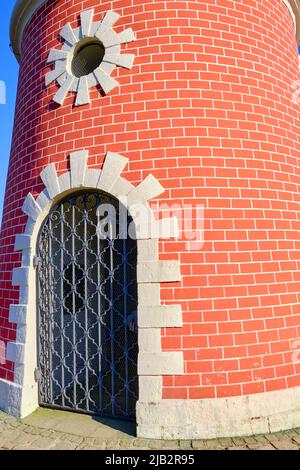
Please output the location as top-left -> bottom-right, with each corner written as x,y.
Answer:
1,0 -> 300,439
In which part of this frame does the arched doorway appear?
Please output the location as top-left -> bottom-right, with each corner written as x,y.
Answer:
36,190 -> 138,420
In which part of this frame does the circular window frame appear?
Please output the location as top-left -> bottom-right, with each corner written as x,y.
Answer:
46,9 -> 136,105
67,37 -> 106,78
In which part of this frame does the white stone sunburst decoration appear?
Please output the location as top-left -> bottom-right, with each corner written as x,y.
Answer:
46,9 -> 136,106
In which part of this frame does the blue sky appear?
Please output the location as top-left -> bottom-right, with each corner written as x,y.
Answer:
0,1 -> 19,224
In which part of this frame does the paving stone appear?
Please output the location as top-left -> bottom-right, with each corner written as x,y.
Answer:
271,440 -> 299,450
243,436 -> 259,445
117,439 -> 135,449
266,432 -> 287,442
247,444 -> 275,451
179,440 -> 192,449
10,433 -> 38,448
105,441 -> 121,450
24,425 -> 44,436
227,446 -> 248,450
2,408 -> 300,451
51,441 -> 77,450
232,437 -> 247,446
292,435 -> 300,445
253,435 -> 269,444
283,430 -> 298,438
149,440 -> 179,450
0,430 -> 23,448
217,438 -> 234,448
75,443 -> 96,450
28,436 -> 56,450
132,439 -> 153,448
192,440 -> 209,450
201,439 -> 224,450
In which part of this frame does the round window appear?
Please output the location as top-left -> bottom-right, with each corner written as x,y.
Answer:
71,39 -> 105,78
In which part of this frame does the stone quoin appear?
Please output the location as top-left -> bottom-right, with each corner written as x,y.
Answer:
1,0 -> 300,440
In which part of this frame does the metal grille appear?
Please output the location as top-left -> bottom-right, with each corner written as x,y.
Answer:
37,191 -> 138,420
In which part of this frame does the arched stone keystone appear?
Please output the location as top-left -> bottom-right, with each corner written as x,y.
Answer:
22,193 -> 42,221
97,152 -> 129,192
40,163 -> 60,200
70,150 -> 89,187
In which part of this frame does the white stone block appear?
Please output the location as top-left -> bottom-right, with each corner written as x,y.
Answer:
75,76 -> 90,106
102,10 -> 121,27
97,152 -> 129,192
45,61 -> 66,86
138,352 -> 184,375
139,377 -> 162,402
70,150 -> 89,187
155,217 -> 179,239
110,177 -> 134,198
103,53 -> 135,69
22,193 -> 41,221
53,74 -> 74,105
137,261 -> 181,283
9,305 -> 27,325
80,9 -> 94,37
19,286 -> 29,305
103,28 -> 135,47
58,172 -> 71,193
24,217 -> 36,236
0,379 -> 23,417
16,324 -> 27,344
14,234 -> 31,251
138,305 -> 182,328
93,68 -> 119,94
138,283 -> 160,306
40,163 -> 60,200
127,174 -> 164,206
13,363 -> 25,387
36,190 -> 51,211
136,423 -> 162,440
60,23 -> 77,45
139,329 -> 161,352
21,250 -> 31,267
137,240 -> 158,261
47,48 -> 68,63
6,342 -> 25,364
12,268 -> 29,287
84,169 -> 101,188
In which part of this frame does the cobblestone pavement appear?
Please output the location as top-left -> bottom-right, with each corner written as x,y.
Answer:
0,409 -> 300,450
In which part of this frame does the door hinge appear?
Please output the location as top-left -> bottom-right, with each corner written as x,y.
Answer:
33,256 -> 41,268
34,368 -> 41,382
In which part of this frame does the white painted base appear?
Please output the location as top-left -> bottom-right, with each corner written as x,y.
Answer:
137,386 -> 300,439
0,378 -> 38,419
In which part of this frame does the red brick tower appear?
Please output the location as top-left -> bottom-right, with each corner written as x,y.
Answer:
1,0 -> 300,439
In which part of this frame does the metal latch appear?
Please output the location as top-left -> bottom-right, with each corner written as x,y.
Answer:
34,368 -> 41,382
33,256 -> 41,268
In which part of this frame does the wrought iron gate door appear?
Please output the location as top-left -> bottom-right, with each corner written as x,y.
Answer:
37,191 -> 138,420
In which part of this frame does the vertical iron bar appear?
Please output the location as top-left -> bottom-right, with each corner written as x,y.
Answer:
60,205 -> 65,408
48,218 -> 53,403
84,197 -> 89,411
109,224 -> 115,417
72,202 -> 77,408
97,196 -> 103,413
123,237 -> 129,416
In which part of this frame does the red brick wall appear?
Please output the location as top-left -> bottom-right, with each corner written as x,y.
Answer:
1,0 -> 300,399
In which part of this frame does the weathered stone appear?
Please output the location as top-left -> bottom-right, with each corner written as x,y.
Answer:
217,437 -> 234,448
247,444 -> 275,450
272,439 -> 299,450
